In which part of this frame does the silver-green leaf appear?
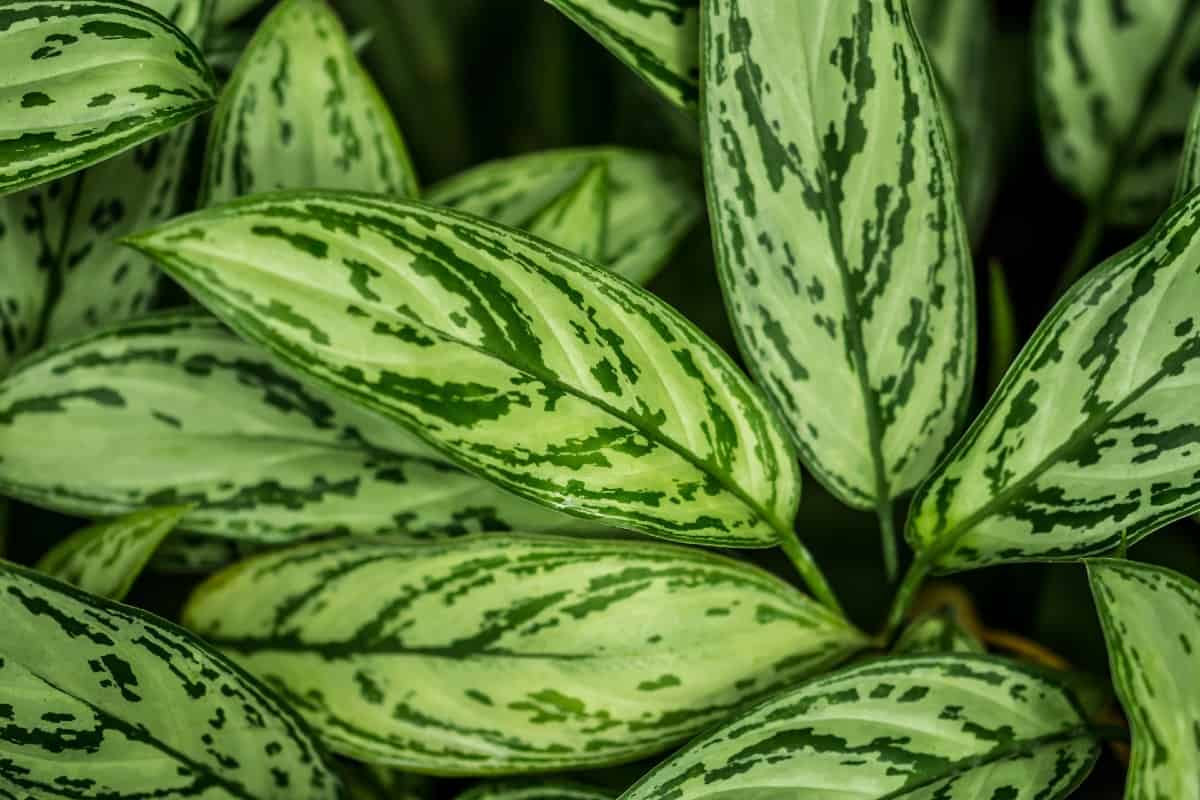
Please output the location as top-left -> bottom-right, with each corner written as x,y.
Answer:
893,608 -> 985,656
0,559 -> 340,798
182,534 -> 866,774
525,162 -> 608,264
34,504 -> 191,600
908,187 -> 1200,570
701,0 -> 975,514
620,654 -> 1099,800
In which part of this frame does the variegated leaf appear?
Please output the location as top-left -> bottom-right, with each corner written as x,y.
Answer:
149,531 -> 255,574
458,783 -> 612,800
543,0 -> 698,109
0,0 -> 216,197
525,162 -> 608,264
1176,87 -> 1200,200
987,260 -> 1017,392
1089,558 -> 1200,799
620,654 -> 1099,800
339,762 -> 432,800
126,193 -> 812,560
34,504 -> 191,600
182,534 -> 866,774
201,0 -> 418,205
425,147 -> 701,286
0,559 -> 340,798
909,187 -> 1200,570
1036,0 -> 1200,225
893,608 -> 984,656
701,0 -> 975,513
0,312 -> 590,542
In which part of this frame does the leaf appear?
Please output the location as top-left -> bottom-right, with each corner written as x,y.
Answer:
149,531 -> 255,574
986,260 -> 1017,393
201,0 -> 419,206
339,762 -> 432,800
1089,558 -> 1200,799
701,0 -> 975,511
1176,88 -> 1200,200
213,0 -> 261,25
1035,0 -> 1200,225
181,534 -> 865,774
0,0 -> 216,198
0,559 -> 340,798
908,187 -> 1200,570
426,147 -> 702,286
543,0 -> 698,109
458,783 -> 612,800
34,504 -> 191,600
525,162 -> 608,264
125,192 -> 806,555
620,654 -> 1099,800
893,608 -> 984,656
0,311 -> 590,542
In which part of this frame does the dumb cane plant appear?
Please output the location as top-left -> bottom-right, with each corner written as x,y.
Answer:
4,0 -> 1200,797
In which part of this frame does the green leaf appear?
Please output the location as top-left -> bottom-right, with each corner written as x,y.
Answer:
338,762 -> 432,800
701,0 -> 975,512
0,559 -> 340,798
181,534 -> 865,774
125,192 -> 807,556
149,531 -> 255,574
0,311 -> 590,542
1176,88 -> 1200,200
213,0 -> 261,25
543,0 -> 698,110
893,609 -> 984,656
1089,558 -> 1200,799
986,260 -> 1017,393
1035,0 -> 1200,225
426,147 -> 702,286
908,187 -> 1200,570
0,0 -> 216,198
201,0 -> 419,206
620,654 -> 1099,800
458,783 -> 612,800
34,504 -> 191,600
525,162 -> 608,264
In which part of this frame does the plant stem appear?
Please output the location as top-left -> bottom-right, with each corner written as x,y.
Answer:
876,499 -> 898,582
777,527 -> 844,617
882,555 -> 932,640
1052,203 -> 1105,300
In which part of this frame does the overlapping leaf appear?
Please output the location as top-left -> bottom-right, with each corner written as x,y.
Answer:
525,162 -> 608,264
339,763 -> 432,800
701,0 -> 975,512
201,0 -> 418,205
458,784 -> 611,800
35,504 -> 191,600
893,608 -> 984,656
620,654 -> 1099,800
908,187 -> 1200,570
182,534 -> 865,774
1036,0 -> 1200,225
0,312 -> 589,542
1089,559 -> 1200,799
426,147 -> 702,285
0,559 -> 340,798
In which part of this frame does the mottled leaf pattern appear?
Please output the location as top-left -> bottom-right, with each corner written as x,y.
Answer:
0,312 -> 590,542
182,535 -> 865,774
893,608 -> 985,656
1089,558 -> 1200,800
543,0 -> 698,109
1036,0 -> 1200,225
35,504 -> 191,600
702,0 -> 975,509
909,187 -> 1200,570
458,783 -> 611,800
0,559 -> 340,798
620,655 -> 1099,800
525,162 -> 608,264
201,0 -> 418,205
426,147 -> 701,286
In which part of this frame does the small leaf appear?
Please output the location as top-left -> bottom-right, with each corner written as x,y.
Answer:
201,0 -> 418,205
1089,558 -> 1200,799
987,260 -> 1017,393
0,559 -> 340,798
0,0 -> 217,197
426,147 -> 701,285
0,311 -> 589,542
182,534 -> 865,774
213,0 -> 261,25
701,0 -> 976,510
1036,0 -> 1200,225
149,531 -> 255,574
893,608 -> 984,656
526,162 -> 608,264
1176,88 -> 1200,200
457,783 -> 612,800
338,762 -> 432,800
909,187 -> 1200,570
620,654 -> 1099,800
35,504 -> 191,600
543,0 -> 698,109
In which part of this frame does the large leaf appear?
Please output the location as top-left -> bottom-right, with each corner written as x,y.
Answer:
458,784 -> 611,800
543,0 -> 698,109
620,654 -> 1099,800
0,0 -> 216,197
34,504 -> 190,600
1089,558 -> 1200,799
701,1 -> 975,514
0,312 -> 590,542
182,534 -> 866,774
201,0 -> 418,205
426,147 -> 702,286
126,192 -> 809,557
0,559 -> 340,798
908,188 -> 1200,570
1036,0 -> 1200,225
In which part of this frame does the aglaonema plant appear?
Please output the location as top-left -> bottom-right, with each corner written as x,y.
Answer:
2,0 -> 1200,798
